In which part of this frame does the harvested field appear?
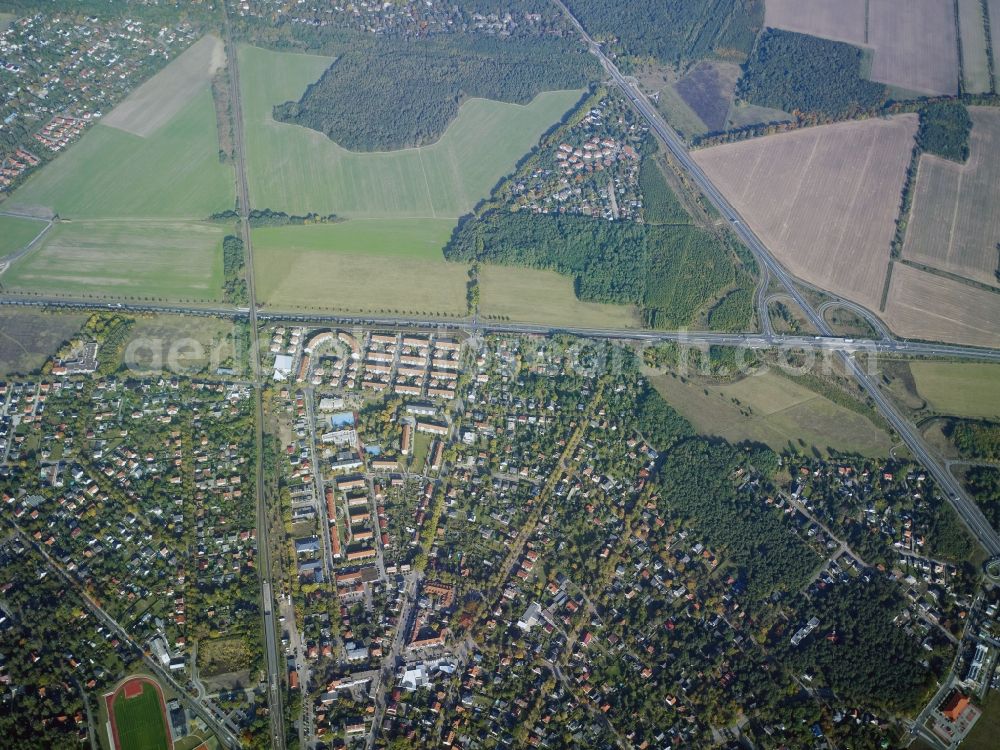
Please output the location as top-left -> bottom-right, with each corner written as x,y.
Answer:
674,61 -> 741,132
958,0 -> 991,93
478,265 -> 640,329
903,107 -> 1000,287
908,361 -> 1000,418
883,263 -> 1000,348
4,221 -> 225,301
693,115 -> 917,310
868,0 -> 959,95
104,35 -> 225,137
764,0 -> 868,45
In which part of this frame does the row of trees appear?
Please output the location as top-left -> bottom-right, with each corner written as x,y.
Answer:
274,33 -> 597,151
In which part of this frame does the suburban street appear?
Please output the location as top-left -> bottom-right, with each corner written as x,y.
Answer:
552,0 -> 1000,558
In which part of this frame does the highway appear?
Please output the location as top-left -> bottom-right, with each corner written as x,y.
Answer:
221,6 -> 287,748
552,0 -> 1000,557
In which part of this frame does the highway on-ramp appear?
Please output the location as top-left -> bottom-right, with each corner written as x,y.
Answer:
552,0 -> 1000,557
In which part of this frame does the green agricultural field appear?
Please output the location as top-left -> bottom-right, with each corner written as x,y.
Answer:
910,362 -> 1000,418
240,45 -> 583,218
0,215 -> 47,256
478,265 -> 639,328
649,369 -> 893,456
4,221 -> 225,301
252,220 -> 468,314
6,86 -> 233,219
112,682 -> 170,750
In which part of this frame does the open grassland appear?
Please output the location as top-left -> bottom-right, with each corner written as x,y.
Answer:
904,108 -> 1000,286
908,361 -> 1000,418
693,115 -> 917,310
868,0 -> 959,95
674,61 -> 741,132
648,369 -> 893,456
6,87 -> 233,219
962,690 -> 1000,750
4,221 -> 225,301
478,265 -> 639,328
884,263 -> 1000,348
123,315 -> 239,375
240,45 -> 582,219
104,34 -> 225,136
111,680 -> 170,750
958,0 -> 992,93
764,0 -> 868,45
0,214 -> 46,256
0,309 -> 86,375
252,220 -> 468,314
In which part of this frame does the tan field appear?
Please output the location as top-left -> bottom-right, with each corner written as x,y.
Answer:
868,0 -> 959,95
958,0 -> 992,93
764,0 -> 868,45
693,115 -> 917,311
103,35 -> 225,137
904,108 -> 1000,287
883,263 -> 1000,348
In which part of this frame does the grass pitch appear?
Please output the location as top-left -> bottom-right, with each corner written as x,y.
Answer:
239,45 -> 582,219
111,680 -> 170,750
6,86 -> 233,219
251,220 -> 468,314
4,221 -> 225,301
0,214 -> 47,256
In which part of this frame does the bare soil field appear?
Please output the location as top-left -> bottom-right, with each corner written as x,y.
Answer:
764,0 -> 868,45
904,107 -> 1000,287
958,0 -> 992,93
868,0 -> 959,95
674,61 -> 741,132
103,35 -> 225,137
693,115 -> 917,310
883,263 -> 1000,348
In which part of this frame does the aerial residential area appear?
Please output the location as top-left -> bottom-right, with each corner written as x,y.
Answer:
1,2 -> 1000,750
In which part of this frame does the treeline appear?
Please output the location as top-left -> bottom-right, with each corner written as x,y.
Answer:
273,33 -> 597,151
707,287 -> 753,332
444,210 -> 738,327
917,101 -> 972,162
654,439 -> 820,600
564,0 -> 763,65
633,385 -> 694,451
781,578 -> 932,712
222,235 -> 248,306
210,208 -> 340,227
736,30 -> 887,119
952,419 -> 1000,460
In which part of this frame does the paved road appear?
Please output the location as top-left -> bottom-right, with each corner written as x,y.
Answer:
551,0 -> 1000,557
221,7 -> 287,748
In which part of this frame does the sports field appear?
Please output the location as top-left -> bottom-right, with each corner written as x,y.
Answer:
908,362 -> 1000,419
108,677 -> 171,750
0,214 -> 47,256
3,221 -> 225,301
648,369 -> 893,456
478,265 -> 640,328
251,220 -> 468,314
6,86 -> 233,219
239,45 -> 582,219
903,108 -> 1000,287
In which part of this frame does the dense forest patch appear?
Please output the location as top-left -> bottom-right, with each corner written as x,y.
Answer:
273,34 -> 597,151
736,29 -> 887,119
916,101 -> 972,162
564,0 -> 763,65
444,211 -> 739,328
